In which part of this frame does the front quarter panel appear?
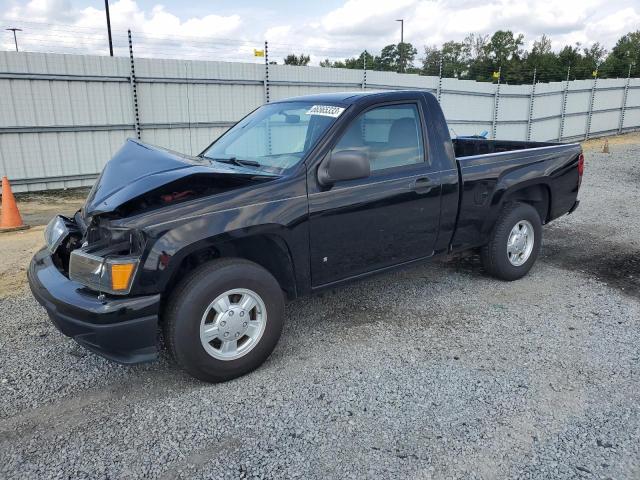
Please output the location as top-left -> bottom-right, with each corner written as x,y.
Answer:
115,175 -> 310,296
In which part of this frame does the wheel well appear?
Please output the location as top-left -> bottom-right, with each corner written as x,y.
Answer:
164,234 -> 297,303
503,184 -> 550,223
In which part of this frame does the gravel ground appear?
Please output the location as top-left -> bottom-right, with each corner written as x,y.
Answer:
1,139 -> 639,479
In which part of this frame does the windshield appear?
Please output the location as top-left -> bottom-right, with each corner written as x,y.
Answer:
202,101 -> 344,173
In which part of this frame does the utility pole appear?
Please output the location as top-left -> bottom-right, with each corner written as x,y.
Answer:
6,28 -> 22,52
104,0 -> 114,56
396,19 -> 404,73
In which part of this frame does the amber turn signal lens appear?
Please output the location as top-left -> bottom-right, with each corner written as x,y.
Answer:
111,263 -> 136,291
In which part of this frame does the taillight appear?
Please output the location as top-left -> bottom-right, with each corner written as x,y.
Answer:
577,152 -> 584,188
577,153 -> 584,176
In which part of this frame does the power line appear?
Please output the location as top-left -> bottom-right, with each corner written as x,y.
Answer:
3,18 -> 265,46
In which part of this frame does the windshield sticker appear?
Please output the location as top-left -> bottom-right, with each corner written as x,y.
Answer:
306,105 -> 345,118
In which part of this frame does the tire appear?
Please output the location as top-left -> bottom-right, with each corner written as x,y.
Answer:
480,202 -> 542,281
163,258 -> 284,383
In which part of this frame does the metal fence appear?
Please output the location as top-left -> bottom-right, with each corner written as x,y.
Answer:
1,48 -> 639,192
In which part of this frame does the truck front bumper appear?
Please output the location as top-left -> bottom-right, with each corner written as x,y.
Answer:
28,247 -> 160,364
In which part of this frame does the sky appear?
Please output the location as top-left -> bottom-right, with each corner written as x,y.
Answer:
1,0 -> 639,64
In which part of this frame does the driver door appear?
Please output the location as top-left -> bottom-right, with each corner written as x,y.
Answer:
308,100 -> 442,287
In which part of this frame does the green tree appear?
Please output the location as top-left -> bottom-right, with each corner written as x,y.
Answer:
283,53 -> 310,66
378,44 -> 398,71
441,41 -> 471,78
378,43 -> 418,72
557,44 -> 581,71
421,42 -> 471,78
463,33 -> 492,81
484,30 -> 524,64
464,33 -> 489,62
421,45 -> 441,76
569,43 -> 607,79
482,30 -> 525,83
323,29 -> 640,83
344,50 -> 376,69
319,51 -> 375,69
525,34 -> 562,82
601,30 -> 640,78
398,42 -> 418,72
320,58 -> 339,67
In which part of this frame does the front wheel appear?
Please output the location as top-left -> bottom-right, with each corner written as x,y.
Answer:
163,258 -> 284,382
480,202 -> 542,281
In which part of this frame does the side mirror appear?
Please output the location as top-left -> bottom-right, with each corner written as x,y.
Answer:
317,149 -> 370,186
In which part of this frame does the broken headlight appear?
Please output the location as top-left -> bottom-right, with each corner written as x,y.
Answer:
69,228 -> 144,295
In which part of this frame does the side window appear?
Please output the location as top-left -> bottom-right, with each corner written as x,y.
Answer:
333,104 -> 425,172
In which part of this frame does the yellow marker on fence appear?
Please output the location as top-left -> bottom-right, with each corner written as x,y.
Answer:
254,49 -> 264,57
492,71 -> 500,79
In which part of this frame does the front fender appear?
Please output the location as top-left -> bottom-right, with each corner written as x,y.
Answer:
132,197 -> 309,295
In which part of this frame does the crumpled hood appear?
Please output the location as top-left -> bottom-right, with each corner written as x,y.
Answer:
83,139 -> 275,217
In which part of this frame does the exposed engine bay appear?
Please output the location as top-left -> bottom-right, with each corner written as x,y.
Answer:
112,173 -> 276,217
51,172 -> 276,281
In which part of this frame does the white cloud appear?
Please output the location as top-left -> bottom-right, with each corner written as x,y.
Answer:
314,0 -> 624,51
320,0 -> 417,35
1,0 -> 638,63
5,0 -> 78,23
264,0 -> 639,63
264,25 -> 292,43
1,0 -> 248,60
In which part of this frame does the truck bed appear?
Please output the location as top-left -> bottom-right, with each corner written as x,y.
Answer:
452,138 -> 557,158
449,139 -> 582,253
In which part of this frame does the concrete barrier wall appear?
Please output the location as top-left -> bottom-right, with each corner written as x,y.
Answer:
1,51 -> 638,192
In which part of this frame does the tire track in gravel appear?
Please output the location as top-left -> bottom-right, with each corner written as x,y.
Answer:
442,225 -> 640,301
541,226 -> 639,300
0,367 -> 194,446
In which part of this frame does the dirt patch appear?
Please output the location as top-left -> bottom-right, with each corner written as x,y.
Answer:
0,227 -> 46,299
0,189 -> 87,298
440,226 -> 640,301
14,187 -> 90,202
542,227 -> 640,300
581,131 -> 640,151
439,254 -> 487,281
11,188 -> 88,227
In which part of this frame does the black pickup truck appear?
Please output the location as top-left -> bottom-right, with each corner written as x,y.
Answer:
28,90 -> 583,382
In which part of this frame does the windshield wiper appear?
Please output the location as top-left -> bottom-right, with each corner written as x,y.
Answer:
210,156 -> 261,168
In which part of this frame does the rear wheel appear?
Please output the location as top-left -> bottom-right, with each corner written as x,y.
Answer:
163,258 -> 284,382
480,202 -> 542,281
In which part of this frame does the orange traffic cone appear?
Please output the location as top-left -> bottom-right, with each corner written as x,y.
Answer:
0,176 -> 29,232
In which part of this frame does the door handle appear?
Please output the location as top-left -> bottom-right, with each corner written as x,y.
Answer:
412,177 -> 434,193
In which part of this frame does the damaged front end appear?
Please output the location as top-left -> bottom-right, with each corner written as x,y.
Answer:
82,138 -> 278,218
29,138 -> 284,364
44,212 -> 145,296
50,139 -> 279,296
68,222 -> 145,295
